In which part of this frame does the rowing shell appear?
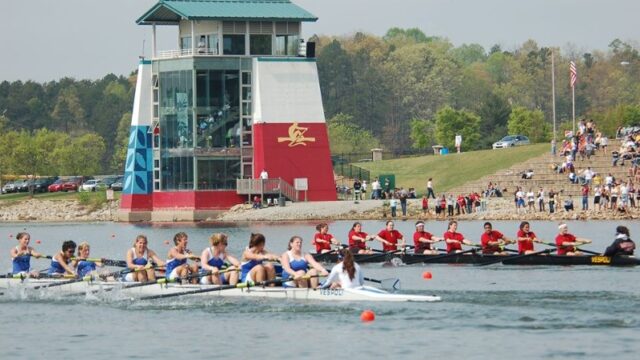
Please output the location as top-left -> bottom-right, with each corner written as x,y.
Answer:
0,278 -> 440,303
313,253 -> 640,266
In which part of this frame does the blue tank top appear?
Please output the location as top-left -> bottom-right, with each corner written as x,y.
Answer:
12,247 -> 31,274
165,253 -> 187,279
281,251 -> 308,279
48,255 -> 70,275
206,247 -> 226,269
77,261 -> 96,277
131,248 -> 148,266
240,248 -> 263,282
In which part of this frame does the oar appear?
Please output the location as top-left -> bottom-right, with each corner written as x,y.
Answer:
362,277 -> 401,291
73,257 -> 128,267
31,268 -> 129,290
538,241 -> 600,255
476,248 -> 553,267
115,267 -> 239,291
134,274 -> 321,301
356,247 -> 406,263
404,248 -> 477,265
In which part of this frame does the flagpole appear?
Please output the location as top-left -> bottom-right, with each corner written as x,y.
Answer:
572,83 -> 576,135
551,50 -> 557,143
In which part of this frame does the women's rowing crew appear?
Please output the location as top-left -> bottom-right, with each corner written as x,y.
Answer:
11,232 -> 43,278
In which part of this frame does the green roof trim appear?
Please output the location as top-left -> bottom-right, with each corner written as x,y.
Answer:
137,0 -> 318,25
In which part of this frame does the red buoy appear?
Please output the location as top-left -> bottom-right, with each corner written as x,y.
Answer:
36,240 -> 41,244
360,310 -> 375,322
422,271 -> 433,280
164,240 -> 170,245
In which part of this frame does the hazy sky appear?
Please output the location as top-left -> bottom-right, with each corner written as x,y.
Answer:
1,0 -> 638,82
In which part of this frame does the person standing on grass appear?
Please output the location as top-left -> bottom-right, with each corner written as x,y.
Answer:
455,134 -> 462,153
426,178 -> 435,199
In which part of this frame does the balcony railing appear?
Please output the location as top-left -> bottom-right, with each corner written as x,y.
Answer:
236,178 -> 298,202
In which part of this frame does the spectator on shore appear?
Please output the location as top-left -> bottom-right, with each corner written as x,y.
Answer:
421,195 -> 429,216
371,178 -> 381,200
521,169 -> 534,180
447,194 -> 455,217
399,188 -> 408,216
426,178 -> 436,199
353,178 -> 362,203
548,189 -> 557,213
581,184 -> 589,211
537,188 -> 546,212
389,195 -> 397,217
594,186 -> 602,211
564,195 -> 575,212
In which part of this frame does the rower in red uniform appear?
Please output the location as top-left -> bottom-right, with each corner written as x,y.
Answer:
480,222 -> 513,255
555,223 -> 592,256
516,221 -> 542,255
375,220 -> 406,252
413,221 -> 443,255
444,220 -> 473,253
348,222 -> 374,254
312,223 -> 340,254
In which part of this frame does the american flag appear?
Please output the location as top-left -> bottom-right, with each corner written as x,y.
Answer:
569,61 -> 577,88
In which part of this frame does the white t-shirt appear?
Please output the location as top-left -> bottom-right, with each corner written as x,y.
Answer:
455,135 -> 462,147
322,262 -> 363,289
260,170 -> 268,180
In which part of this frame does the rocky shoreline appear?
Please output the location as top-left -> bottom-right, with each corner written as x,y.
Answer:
0,197 -> 636,222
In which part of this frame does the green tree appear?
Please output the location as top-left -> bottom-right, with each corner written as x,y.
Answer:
409,118 -> 435,151
110,112 -> 132,172
434,106 -> 481,151
507,106 -> 550,142
327,113 -> 380,154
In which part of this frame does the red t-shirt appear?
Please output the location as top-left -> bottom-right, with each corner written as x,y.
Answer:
414,231 -> 434,253
517,230 -> 537,254
480,230 -> 504,254
313,233 -> 334,253
378,229 -> 403,252
422,198 -> 428,209
348,230 -> 368,250
555,233 -> 576,255
444,231 -> 464,253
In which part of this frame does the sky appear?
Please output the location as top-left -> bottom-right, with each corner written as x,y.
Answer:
1,0 -> 638,82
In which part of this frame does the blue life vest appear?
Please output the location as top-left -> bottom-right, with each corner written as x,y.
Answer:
165,255 -> 187,279
77,260 -> 96,277
12,247 -> 31,274
281,251 -> 308,279
48,255 -> 70,275
131,247 -> 148,266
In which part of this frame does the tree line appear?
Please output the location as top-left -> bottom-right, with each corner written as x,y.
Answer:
317,29 -> 640,153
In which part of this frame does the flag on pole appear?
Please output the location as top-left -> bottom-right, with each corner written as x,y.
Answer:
569,61 -> 577,88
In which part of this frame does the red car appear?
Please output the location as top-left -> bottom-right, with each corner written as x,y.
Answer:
61,177 -> 83,192
48,179 -> 65,193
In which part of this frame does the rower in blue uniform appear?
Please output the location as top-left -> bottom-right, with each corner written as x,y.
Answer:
48,240 -> 77,277
165,232 -> 199,283
124,235 -> 165,282
280,236 -> 328,288
200,233 -> 240,285
75,242 -> 102,278
11,232 -> 43,278
240,233 -> 279,284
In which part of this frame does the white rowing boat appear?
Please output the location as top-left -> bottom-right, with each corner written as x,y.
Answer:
0,278 -> 441,303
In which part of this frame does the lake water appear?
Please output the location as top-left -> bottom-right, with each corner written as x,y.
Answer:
0,220 -> 638,359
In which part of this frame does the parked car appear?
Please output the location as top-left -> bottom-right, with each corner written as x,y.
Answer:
61,177 -> 83,192
14,179 -> 30,192
101,176 -> 120,189
2,181 -> 17,194
492,135 -> 530,149
81,179 -> 105,192
48,179 -> 66,193
110,176 -> 124,191
33,177 -> 58,193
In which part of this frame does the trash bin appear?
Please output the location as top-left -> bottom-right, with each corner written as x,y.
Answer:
440,147 -> 449,155
279,196 -> 286,206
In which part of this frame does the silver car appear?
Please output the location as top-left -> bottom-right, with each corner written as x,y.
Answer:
492,135 -> 530,149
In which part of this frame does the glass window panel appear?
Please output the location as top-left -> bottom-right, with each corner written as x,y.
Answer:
160,156 -> 194,191
242,87 -> 251,101
197,158 -> 241,190
250,35 -> 272,55
223,35 -> 245,55
242,72 -> 251,85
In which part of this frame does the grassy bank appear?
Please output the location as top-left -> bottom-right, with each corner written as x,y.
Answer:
0,190 -> 121,206
354,143 -> 549,193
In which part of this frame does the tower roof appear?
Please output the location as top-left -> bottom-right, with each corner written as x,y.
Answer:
137,0 -> 318,25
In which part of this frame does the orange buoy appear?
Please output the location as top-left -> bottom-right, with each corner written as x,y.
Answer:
360,310 -> 375,322
422,271 -> 433,280
111,234 -> 116,238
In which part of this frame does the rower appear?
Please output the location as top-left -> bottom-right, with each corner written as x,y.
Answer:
480,222 -> 513,255
125,235 -> 165,282
76,242 -> 103,278
240,233 -> 279,285
348,222 -> 374,254
10,232 -> 42,278
165,232 -> 199,283
413,221 -> 443,255
280,236 -> 329,288
312,223 -> 341,254
516,221 -> 542,255
321,249 -> 364,289
375,220 -> 406,252
200,233 -> 240,286
603,225 -> 636,257
444,220 -> 473,254
555,223 -> 592,256
48,240 -> 77,277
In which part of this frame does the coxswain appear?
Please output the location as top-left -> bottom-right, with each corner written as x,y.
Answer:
603,225 -> 635,257
124,234 -> 165,282
480,222 -> 513,255
443,220 -> 473,254
165,232 -> 199,283
413,221 -> 443,255
48,240 -> 77,277
240,233 -> 279,285
312,223 -> 341,254
516,221 -> 542,255
10,232 -> 42,278
321,249 -> 364,289
555,223 -> 592,256
348,222 -> 374,254
76,242 -> 103,278
375,220 -> 406,252
200,233 -> 240,286
280,236 -> 329,288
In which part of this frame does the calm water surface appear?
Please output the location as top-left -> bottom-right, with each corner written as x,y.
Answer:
0,220 -> 638,359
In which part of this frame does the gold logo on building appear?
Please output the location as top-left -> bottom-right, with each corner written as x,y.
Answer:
277,122 -> 316,147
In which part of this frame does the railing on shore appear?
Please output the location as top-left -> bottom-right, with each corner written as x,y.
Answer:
236,178 -> 298,202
